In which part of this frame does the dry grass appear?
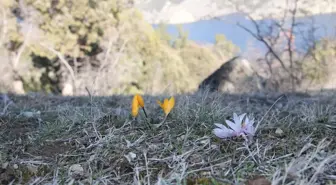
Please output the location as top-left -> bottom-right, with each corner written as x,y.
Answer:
0,91 -> 336,185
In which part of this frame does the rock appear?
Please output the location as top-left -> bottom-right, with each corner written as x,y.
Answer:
21,111 -> 41,118
62,82 -> 74,96
124,152 -> 137,163
198,56 -> 255,92
68,164 -> 84,179
13,80 -> 25,95
275,128 -> 284,136
13,164 -> 18,169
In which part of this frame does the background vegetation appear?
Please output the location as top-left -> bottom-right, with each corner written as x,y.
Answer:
0,0 -> 239,96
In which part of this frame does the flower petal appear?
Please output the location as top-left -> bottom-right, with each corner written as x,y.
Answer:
214,123 -> 228,130
245,124 -> 255,136
242,117 -> 249,128
233,113 -> 239,124
244,116 -> 249,124
168,97 -> 175,112
242,116 -> 256,136
225,120 -> 241,132
136,95 -> 145,108
213,128 -> 235,138
163,99 -> 169,114
239,113 -> 246,122
132,96 -> 139,117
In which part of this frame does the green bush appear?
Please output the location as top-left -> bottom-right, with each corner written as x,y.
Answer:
303,38 -> 336,84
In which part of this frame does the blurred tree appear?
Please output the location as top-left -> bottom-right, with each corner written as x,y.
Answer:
155,23 -> 173,45
1,0 -> 238,95
214,34 -> 240,59
179,42 -> 219,85
303,38 -> 336,84
173,25 -> 188,49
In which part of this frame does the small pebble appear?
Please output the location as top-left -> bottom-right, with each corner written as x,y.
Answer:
13,164 -> 18,169
275,128 -> 284,135
69,164 -> 84,178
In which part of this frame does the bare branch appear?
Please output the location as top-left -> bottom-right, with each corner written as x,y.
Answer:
12,24 -> 33,69
0,7 -> 7,46
237,22 -> 292,76
288,0 -> 299,90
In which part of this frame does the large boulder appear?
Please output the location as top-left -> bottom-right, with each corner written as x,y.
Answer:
198,56 -> 256,92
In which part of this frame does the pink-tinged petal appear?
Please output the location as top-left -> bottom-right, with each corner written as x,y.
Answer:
243,116 -> 255,135
225,120 -> 241,132
244,124 -> 255,136
213,128 -> 235,138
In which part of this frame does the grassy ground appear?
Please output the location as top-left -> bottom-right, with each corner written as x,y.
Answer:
0,91 -> 335,185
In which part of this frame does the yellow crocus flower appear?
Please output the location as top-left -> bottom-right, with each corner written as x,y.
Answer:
157,97 -> 175,116
131,94 -> 147,118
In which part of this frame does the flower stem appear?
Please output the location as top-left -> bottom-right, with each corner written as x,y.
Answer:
140,107 -> 152,130
142,107 -> 148,118
162,115 -> 168,124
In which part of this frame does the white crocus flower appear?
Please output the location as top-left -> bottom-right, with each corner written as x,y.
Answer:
213,113 -> 246,139
213,113 -> 256,141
